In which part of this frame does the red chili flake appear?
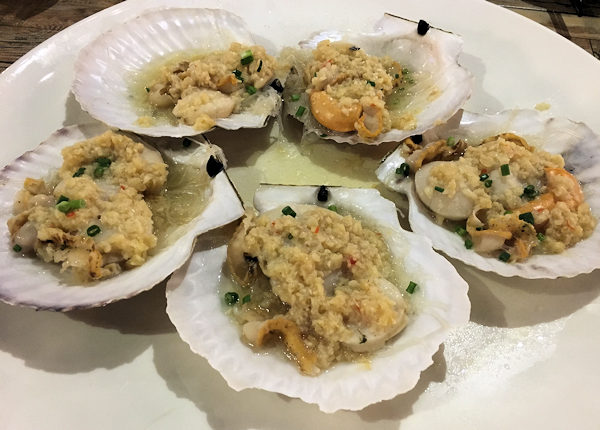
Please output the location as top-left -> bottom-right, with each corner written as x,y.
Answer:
120,185 -> 126,190
349,257 -> 357,265
66,211 -> 75,218
481,169 -> 488,174
271,221 -> 276,227
314,226 -> 320,233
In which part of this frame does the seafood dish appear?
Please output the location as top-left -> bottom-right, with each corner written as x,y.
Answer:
166,185 -> 470,412
0,124 -> 244,310
377,109 -> 600,278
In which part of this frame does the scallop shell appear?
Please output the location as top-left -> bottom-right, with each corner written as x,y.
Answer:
283,13 -> 472,145
376,109 -> 600,279
73,8 -> 282,137
0,123 -> 244,310
165,185 -> 470,413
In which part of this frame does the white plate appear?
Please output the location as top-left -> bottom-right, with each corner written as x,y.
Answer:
1,0 -> 599,428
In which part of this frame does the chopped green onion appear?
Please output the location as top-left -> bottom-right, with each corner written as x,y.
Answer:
484,179 -> 493,188
328,204 -> 338,213
13,244 -> 22,252
57,195 -> 69,204
402,67 -> 409,75
518,212 -> 535,225
73,167 -> 86,177
69,199 -> 86,210
446,136 -> 456,147
455,226 -> 467,237
57,199 -> 85,213
257,59 -> 263,73
479,173 -> 489,181
242,294 -> 251,304
233,69 -> 244,82
246,85 -> 257,95
434,186 -> 444,193
94,166 -> 105,178
295,106 -> 306,117
287,233 -> 294,240
522,184 -> 538,200
290,94 -> 300,102
240,50 -> 253,65
537,232 -> 546,241
56,201 -> 72,213
464,238 -> 473,249
498,251 -> 511,262
395,163 -> 410,177
182,138 -> 192,148
144,86 -> 150,93
95,157 -> 111,168
224,292 -> 239,306
500,164 -> 510,176
87,225 -> 101,237
504,210 -> 513,215
406,281 -> 417,294
366,80 -> 376,87
282,206 -> 296,217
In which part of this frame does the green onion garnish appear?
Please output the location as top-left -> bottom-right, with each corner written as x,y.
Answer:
500,164 -> 510,176
366,80 -> 376,87
87,225 -> 101,237
455,226 -> 467,237
446,136 -> 456,147
287,233 -> 294,240
282,206 -> 296,217
295,106 -> 306,117
73,167 -> 86,177
402,67 -> 409,75
13,244 -> 22,252
240,50 -> 254,65
94,166 -> 105,178
69,199 -> 86,210
246,85 -> 257,95
290,94 -> 300,102
537,232 -> 546,241
328,204 -> 338,213
464,238 -> 473,249
257,59 -> 263,73
224,292 -> 239,306
484,179 -> 493,188
395,163 -> 410,177
498,251 -> 511,262
242,294 -> 251,304
479,173 -> 489,181
522,184 -> 538,200
406,281 -> 417,294
233,69 -> 244,82
518,212 -> 535,225
57,195 -> 69,204
95,157 -> 112,168
434,186 -> 444,193
56,201 -> 72,213
144,86 -> 150,93
504,210 -> 513,215
57,199 -> 85,213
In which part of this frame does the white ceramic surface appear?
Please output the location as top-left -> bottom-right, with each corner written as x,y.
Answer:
1,0 -> 600,429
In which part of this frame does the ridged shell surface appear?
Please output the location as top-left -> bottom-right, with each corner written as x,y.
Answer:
165,185 -> 470,413
73,8 -> 281,137
377,109 -> 600,279
0,123 -> 244,310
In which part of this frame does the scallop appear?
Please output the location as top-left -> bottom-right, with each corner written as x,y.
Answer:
376,109 -> 600,279
283,13 -> 472,144
0,123 -> 244,310
73,8 -> 284,137
165,185 -> 470,413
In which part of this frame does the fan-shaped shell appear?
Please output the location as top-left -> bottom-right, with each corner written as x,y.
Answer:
376,109 -> 600,279
73,8 -> 282,137
165,185 -> 470,413
0,123 -> 244,310
283,13 -> 472,145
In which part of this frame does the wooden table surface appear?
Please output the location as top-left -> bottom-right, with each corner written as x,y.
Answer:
1,0 -> 598,74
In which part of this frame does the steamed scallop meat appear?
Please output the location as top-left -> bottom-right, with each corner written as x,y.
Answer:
73,8 -> 285,137
0,124 -> 244,310
377,109 -> 600,279
166,185 -> 470,412
282,14 -> 472,144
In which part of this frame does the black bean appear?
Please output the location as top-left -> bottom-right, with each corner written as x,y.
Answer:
317,185 -> 329,202
417,19 -> 430,36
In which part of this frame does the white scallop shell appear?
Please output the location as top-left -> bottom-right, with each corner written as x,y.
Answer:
376,109 -> 600,279
73,8 -> 281,137
283,13 -> 472,145
165,185 -> 470,413
0,123 -> 244,310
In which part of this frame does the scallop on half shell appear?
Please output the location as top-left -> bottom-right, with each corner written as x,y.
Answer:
376,109 -> 600,279
166,185 -> 469,413
73,8 -> 283,137
0,123 -> 244,310
283,13 -> 472,145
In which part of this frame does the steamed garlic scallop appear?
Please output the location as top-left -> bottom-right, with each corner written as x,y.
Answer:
282,14 -> 472,144
73,8 -> 285,137
166,185 -> 470,413
0,124 -> 244,310
377,109 -> 600,279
